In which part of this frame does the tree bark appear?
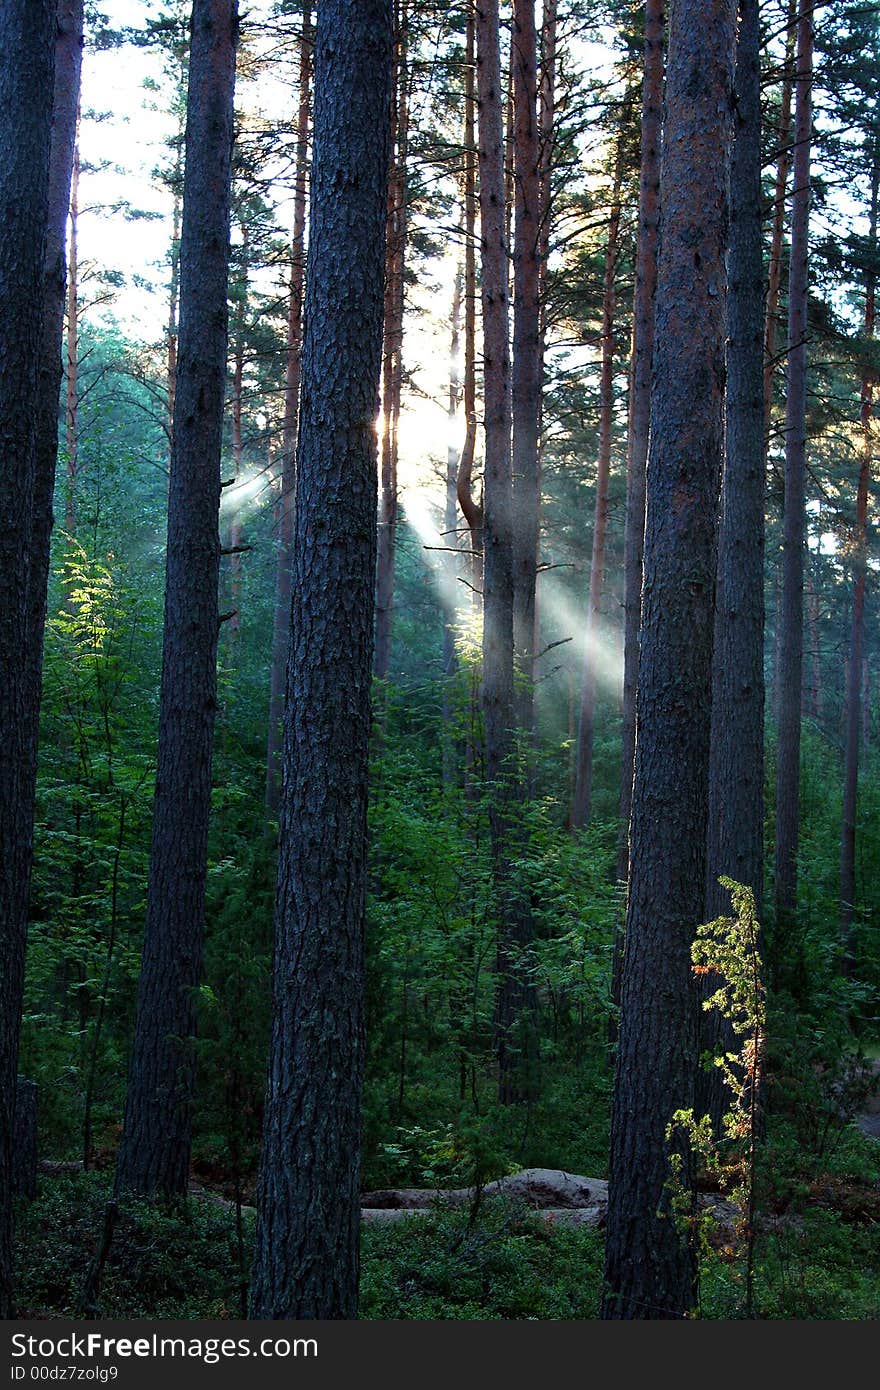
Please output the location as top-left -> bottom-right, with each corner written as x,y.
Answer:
64,135 -> 80,538
572,135 -> 624,831
248,0 -> 393,1320
442,262 -> 463,786
511,0 -> 541,734
0,0 -> 56,1320
840,114 -> 878,966
602,0 -> 736,1320
700,0 -> 765,1131
266,4 -> 311,818
774,3 -> 812,932
476,0 -> 534,1105
457,8 -> 483,588
114,0 -> 238,1199
617,0 -> 663,887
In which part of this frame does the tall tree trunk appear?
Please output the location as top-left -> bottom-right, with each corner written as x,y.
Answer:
442,262 -> 463,787
227,252 -> 245,643
374,0 -> 409,683
572,136 -> 624,831
0,0 -> 56,1320
65,134 -> 80,538
805,561 -> 822,718
457,8 -> 483,589
617,0 -> 663,887
248,0 -> 392,1320
476,0 -> 532,1104
602,0 -> 736,1320
774,3 -> 812,932
700,0 -> 765,1131
265,4 -> 311,819
840,116 -> 878,966
534,0 -> 556,710
763,0 -> 797,437
114,0 -> 238,1199
511,0 -> 541,736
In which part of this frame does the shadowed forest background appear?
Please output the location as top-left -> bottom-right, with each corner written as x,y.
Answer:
2,0 -> 879,1322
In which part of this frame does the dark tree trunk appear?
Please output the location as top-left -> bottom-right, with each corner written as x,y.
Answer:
774,3 -> 812,932
700,0 -> 765,1131
248,0 -> 392,1320
602,0 -> 736,1320
840,117 -> 878,966
374,0 -> 409,684
26,0 -> 83,801
572,136 -> 624,831
476,0 -> 534,1105
617,0 -> 663,888
442,262 -> 463,787
266,5 -> 311,819
12,1079 -> 38,1202
0,0 -> 56,1321
511,0 -> 541,734
457,8 -> 483,589
114,0 -> 238,1199
64,136 -> 80,538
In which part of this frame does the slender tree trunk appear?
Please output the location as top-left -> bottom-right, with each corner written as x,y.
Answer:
572,137 -> 624,831
374,0 -> 409,683
602,0 -> 736,1320
227,259 -> 245,642
805,561 -> 822,718
764,0 -> 797,437
114,0 -> 239,1199
840,119 -> 878,965
534,0 -> 556,712
248,0 -> 393,1320
265,5 -> 311,819
511,0 -> 541,735
700,0 -> 765,1131
476,0 -> 532,1104
442,262 -> 463,786
617,0 -> 663,887
774,3 -> 812,932
457,8 -> 483,589
65,135 -> 80,538
0,0 -> 56,1320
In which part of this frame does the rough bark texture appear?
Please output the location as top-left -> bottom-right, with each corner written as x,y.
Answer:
476,0 -> 533,1104
248,0 -> 392,1320
774,4 -> 812,932
266,6 -> 311,818
114,0 -> 238,1199
572,137 -> 623,831
511,0 -> 541,732
617,0 -> 663,887
840,119 -> 878,965
700,0 -> 765,1130
12,1079 -> 38,1202
602,0 -> 735,1320
374,0 -> 409,683
0,0 -> 56,1320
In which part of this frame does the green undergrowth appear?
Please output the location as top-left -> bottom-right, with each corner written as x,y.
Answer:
13,1155 -> 880,1320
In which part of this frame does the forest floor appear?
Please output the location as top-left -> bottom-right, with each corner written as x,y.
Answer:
855,1058 -> 880,1139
